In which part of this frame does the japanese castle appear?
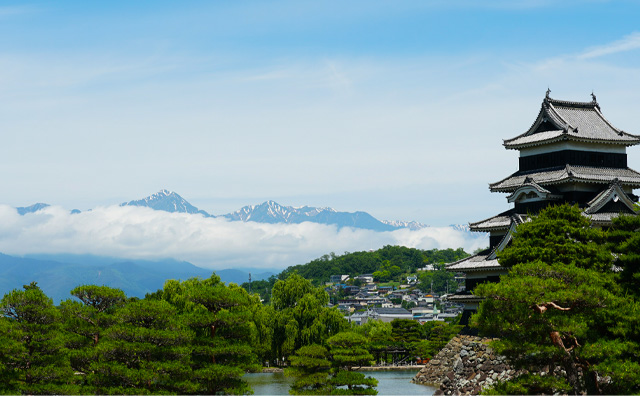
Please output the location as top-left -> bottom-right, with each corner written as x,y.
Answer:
448,91 -> 640,325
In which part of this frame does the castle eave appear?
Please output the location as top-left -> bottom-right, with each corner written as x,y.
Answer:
490,165 -> 640,192
504,133 -> 640,150
446,255 -> 502,272
469,215 -> 512,232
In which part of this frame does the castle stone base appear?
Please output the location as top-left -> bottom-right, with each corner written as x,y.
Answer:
412,335 -> 522,395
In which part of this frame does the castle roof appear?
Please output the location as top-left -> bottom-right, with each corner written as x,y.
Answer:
469,209 -> 526,232
503,93 -> 640,149
446,252 -> 501,272
506,177 -> 563,203
584,179 -> 637,215
450,218 -> 523,272
454,183 -> 638,273
490,164 -> 640,193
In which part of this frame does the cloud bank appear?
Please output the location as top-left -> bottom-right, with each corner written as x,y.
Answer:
0,205 -> 487,270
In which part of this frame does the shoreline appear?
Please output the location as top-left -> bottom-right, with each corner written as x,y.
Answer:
356,365 -> 425,371
260,365 -> 425,373
261,367 -> 284,373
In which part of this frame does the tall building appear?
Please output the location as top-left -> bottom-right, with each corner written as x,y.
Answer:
448,91 -> 640,324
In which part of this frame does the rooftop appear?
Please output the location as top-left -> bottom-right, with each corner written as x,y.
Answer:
504,93 -> 640,149
490,165 -> 640,192
584,179 -> 637,215
372,307 -> 412,315
469,209 -> 522,232
446,253 -> 502,272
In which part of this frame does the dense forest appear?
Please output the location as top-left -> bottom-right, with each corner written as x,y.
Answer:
0,270 -> 461,395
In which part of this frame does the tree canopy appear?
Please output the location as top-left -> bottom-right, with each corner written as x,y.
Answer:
473,204 -> 640,395
286,332 -> 377,395
0,246 -> 469,394
0,282 -> 77,394
0,275 -> 269,395
416,263 -> 456,294
278,246 -> 469,284
157,274 -> 261,394
270,273 -> 348,362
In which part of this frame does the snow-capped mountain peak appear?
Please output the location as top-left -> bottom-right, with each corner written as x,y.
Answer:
12,191 -> 477,234
120,190 -> 213,217
381,220 -> 430,230
449,224 -> 471,232
222,201 -> 396,231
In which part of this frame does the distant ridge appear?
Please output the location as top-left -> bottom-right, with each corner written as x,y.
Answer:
449,224 -> 471,232
223,200 -> 398,231
16,203 -> 50,215
12,190 -> 483,234
0,253 -> 273,303
120,189 -> 213,217
381,220 -> 429,230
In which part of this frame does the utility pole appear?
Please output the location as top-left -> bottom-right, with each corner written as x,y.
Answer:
249,272 -> 252,294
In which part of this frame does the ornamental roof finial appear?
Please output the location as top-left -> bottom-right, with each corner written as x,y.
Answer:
591,91 -> 597,103
546,88 -> 551,99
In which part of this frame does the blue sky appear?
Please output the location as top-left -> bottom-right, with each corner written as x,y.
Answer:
3,0 -> 640,227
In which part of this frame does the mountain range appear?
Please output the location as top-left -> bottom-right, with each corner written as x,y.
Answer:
16,189 -> 431,232
0,252 -> 274,304
5,190 -> 480,302
21,189 -> 425,232
222,200 -> 402,231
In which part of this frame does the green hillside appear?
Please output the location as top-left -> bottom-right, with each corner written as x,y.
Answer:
279,245 -> 469,284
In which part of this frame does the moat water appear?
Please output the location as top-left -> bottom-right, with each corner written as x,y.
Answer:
244,370 -> 437,395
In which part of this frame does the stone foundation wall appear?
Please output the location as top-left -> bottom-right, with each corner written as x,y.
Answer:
412,335 -> 522,395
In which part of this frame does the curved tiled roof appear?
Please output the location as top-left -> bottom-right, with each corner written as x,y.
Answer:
584,179 -> 636,215
505,177 -> 562,203
586,212 -> 627,224
469,213 -> 512,231
446,294 -> 484,303
446,254 -> 502,272
469,209 -> 527,232
448,219 -> 522,272
490,165 -> 640,192
504,130 -> 565,148
504,95 -> 640,149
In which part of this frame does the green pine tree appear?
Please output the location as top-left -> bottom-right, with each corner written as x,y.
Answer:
0,282 -> 77,394
473,204 -> 640,395
160,274 -> 260,394
327,332 -> 377,395
286,344 -> 332,395
90,298 -> 195,394
60,284 -> 127,391
607,213 -> 640,297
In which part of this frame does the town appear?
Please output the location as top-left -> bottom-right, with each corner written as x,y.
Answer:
327,271 -> 464,325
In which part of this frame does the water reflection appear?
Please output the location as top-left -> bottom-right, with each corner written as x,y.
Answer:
244,370 -> 436,395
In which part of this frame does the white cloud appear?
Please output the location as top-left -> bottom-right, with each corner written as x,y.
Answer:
577,32 -> 640,60
0,205 -> 487,270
